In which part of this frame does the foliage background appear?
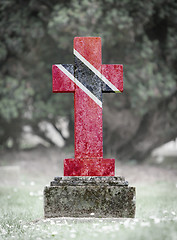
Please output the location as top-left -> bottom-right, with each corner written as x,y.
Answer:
0,0 -> 177,161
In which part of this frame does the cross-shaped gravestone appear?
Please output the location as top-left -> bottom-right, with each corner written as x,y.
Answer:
44,37 -> 135,218
52,37 -> 123,176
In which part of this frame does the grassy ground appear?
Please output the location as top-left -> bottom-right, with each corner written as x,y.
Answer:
0,148 -> 177,239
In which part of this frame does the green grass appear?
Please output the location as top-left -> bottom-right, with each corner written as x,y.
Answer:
0,180 -> 177,240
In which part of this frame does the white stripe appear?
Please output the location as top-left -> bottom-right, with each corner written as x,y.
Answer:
73,49 -> 120,93
56,65 -> 102,108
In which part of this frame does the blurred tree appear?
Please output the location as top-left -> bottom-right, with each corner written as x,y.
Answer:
0,0 -> 176,161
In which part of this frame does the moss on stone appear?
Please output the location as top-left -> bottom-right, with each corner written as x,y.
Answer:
44,177 -> 136,218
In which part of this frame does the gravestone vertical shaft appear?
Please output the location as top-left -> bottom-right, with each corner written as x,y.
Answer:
74,38 -> 103,159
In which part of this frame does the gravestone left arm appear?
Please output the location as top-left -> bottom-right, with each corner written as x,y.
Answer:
52,64 -> 75,93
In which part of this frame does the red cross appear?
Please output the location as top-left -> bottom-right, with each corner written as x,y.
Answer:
52,37 -> 123,176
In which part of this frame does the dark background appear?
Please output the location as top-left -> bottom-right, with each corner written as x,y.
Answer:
0,0 -> 177,161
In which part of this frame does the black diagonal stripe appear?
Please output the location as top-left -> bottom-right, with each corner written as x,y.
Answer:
102,82 -> 114,93
62,64 -> 74,76
74,56 -> 103,102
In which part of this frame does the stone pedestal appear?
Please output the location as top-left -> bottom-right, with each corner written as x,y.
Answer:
44,176 -> 136,218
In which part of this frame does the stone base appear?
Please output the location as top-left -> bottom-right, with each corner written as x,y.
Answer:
44,177 -> 136,218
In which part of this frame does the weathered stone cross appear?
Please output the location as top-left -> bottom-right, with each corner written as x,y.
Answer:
52,37 -> 123,176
